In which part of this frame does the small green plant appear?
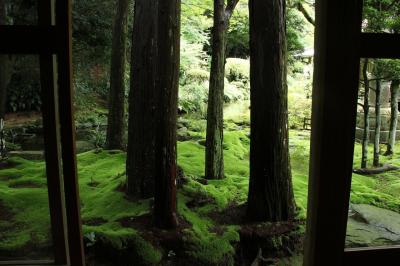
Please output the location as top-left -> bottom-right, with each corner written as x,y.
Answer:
89,123 -> 106,149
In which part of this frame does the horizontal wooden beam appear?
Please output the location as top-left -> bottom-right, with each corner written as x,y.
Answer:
360,33 -> 400,59
0,260 -> 57,265
344,246 -> 400,266
0,26 -> 58,54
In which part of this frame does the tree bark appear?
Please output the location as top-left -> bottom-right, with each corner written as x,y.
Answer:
105,0 -> 130,150
126,0 -> 180,228
0,0 -> 10,159
247,0 -> 295,222
153,0 -> 180,229
353,164 -> 399,175
361,59 -> 370,168
373,79 -> 382,167
386,79 -> 400,155
205,0 -> 226,180
205,0 -> 239,180
126,0 -> 158,198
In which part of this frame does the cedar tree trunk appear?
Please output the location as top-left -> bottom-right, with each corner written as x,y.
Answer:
205,0 -> 239,180
247,0 -> 295,222
105,0 -> 130,150
0,0 -> 9,159
373,79 -> 381,167
205,0 -> 226,180
126,0 -> 158,198
361,59 -> 370,168
386,80 -> 400,155
153,0 -> 181,229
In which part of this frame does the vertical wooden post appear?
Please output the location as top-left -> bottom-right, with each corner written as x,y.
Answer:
55,0 -> 86,265
303,1 -> 363,265
38,0 -> 69,264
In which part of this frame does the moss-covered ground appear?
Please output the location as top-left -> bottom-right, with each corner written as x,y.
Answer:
1,115 -> 400,264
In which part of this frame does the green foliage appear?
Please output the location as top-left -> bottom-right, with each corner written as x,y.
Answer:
286,8 -> 307,54
363,0 -> 400,33
7,81 -> 41,112
179,0 -> 211,115
179,37 -> 209,114
287,73 -> 312,129
6,56 -> 41,113
371,59 -> 400,81
224,58 -> 250,103
179,83 -> 208,115
225,58 -> 249,83
4,0 -> 37,25
72,0 -> 118,100
226,1 -> 250,58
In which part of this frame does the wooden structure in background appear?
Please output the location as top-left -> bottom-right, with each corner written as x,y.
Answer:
0,0 -> 85,265
304,0 -> 400,265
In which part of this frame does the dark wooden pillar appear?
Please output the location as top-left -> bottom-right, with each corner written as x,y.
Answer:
55,0 -> 86,264
303,0 -> 363,265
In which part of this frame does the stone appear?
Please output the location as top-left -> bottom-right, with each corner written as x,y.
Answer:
76,141 -> 96,154
8,151 -> 44,160
346,204 -> 400,247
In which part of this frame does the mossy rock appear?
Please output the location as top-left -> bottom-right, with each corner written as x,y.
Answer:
346,204 -> 400,247
76,140 -> 96,154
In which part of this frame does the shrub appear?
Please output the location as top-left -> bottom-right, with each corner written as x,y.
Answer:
225,58 -> 249,83
179,83 -> 208,115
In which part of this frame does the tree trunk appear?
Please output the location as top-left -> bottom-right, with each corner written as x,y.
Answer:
0,0 -> 9,159
153,0 -> 180,229
361,59 -> 370,168
205,0 -> 239,180
247,0 -> 295,222
126,0 -> 158,198
205,0 -> 226,180
105,0 -> 130,150
373,79 -> 381,167
386,79 -> 400,155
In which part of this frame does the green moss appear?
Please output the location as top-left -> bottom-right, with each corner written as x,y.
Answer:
178,193 -> 239,265
2,119 -> 400,264
86,225 -> 162,265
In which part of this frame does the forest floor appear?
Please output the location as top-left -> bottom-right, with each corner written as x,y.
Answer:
1,111 -> 400,265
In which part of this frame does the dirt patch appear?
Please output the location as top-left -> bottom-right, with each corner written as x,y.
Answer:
240,221 -> 296,238
0,160 -> 18,170
209,225 -> 226,236
83,217 -> 108,226
176,166 -> 189,188
208,202 -> 247,225
4,112 -> 42,128
115,181 -> 126,193
186,196 -> 214,209
0,200 -> 14,222
9,181 -> 43,189
88,181 -> 100,187
238,221 -> 304,265
118,213 -> 191,261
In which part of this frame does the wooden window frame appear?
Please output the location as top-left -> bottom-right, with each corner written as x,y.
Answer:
0,1 -> 85,265
304,1 -> 400,266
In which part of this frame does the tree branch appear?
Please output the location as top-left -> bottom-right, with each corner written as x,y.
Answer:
296,2 -> 315,26
224,0 -> 240,23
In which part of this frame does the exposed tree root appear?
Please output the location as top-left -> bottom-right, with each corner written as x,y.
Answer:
353,164 -> 399,175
